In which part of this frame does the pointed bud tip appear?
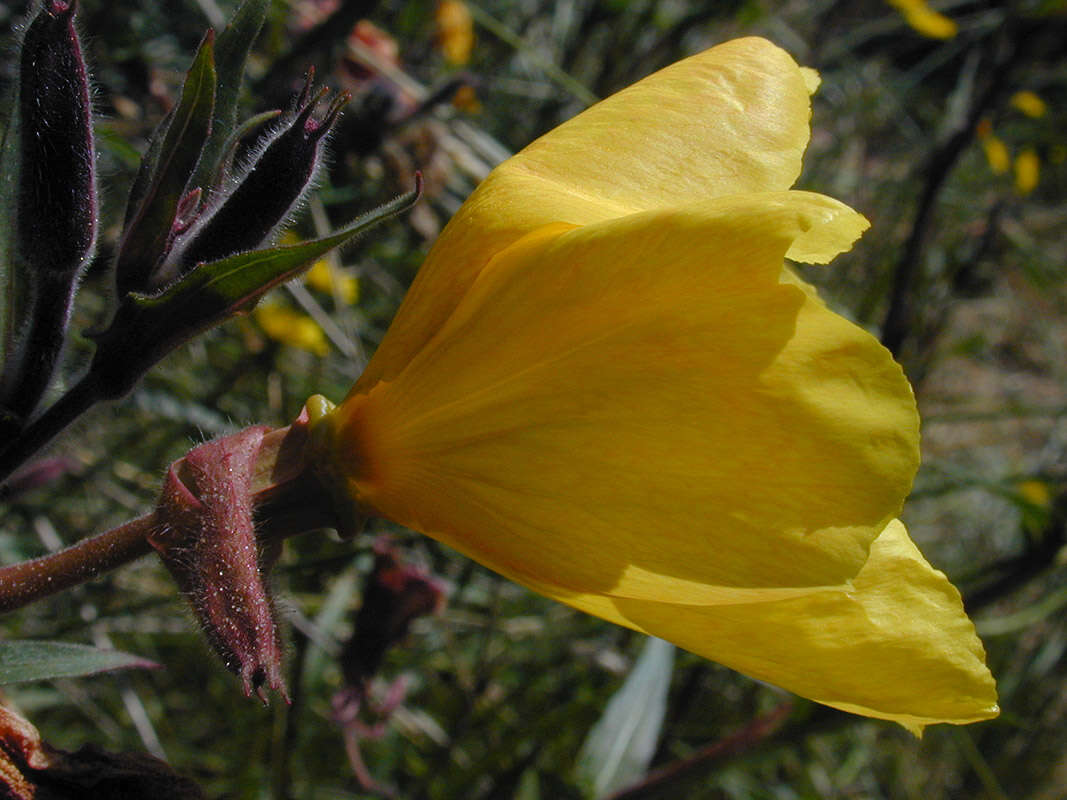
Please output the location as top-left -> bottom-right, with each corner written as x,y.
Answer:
244,662 -> 290,706
44,0 -> 75,19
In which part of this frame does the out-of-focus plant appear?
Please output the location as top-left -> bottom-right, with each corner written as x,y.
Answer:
5,0 -> 1051,795
0,0 -> 417,485
885,0 -> 957,39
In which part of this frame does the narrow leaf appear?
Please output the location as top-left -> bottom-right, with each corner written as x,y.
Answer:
576,638 -> 675,799
88,180 -> 420,400
0,640 -> 159,684
114,30 -> 217,295
191,0 -> 269,191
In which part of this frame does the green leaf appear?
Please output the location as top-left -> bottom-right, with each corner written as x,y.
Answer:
191,0 -> 269,191
576,637 -> 675,799
89,181 -> 420,400
0,640 -> 159,684
114,30 -> 217,295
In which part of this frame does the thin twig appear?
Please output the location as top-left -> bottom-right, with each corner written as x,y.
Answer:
604,701 -> 794,800
880,32 -> 1022,358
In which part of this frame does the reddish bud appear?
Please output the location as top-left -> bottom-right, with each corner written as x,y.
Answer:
341,537 -> 446,686
149,426 -> 288,702
172,186 -> 203,235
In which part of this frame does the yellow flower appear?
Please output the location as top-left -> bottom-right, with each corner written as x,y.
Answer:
977,119 -> 1011,175
306,258 -> 359,305
254,304 -> 328,356
1010,90 -> 1047,119
887,0 -> 958,39
1014,148 -> 1040,196
308,38 -> 997,731
435,0 -> 475,66
1017,480 -> 1051,509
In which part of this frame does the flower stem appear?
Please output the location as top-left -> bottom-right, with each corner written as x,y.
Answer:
0,417 -> 348,614
0,513 -> 156,613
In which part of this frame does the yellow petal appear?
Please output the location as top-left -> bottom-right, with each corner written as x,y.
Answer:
355,37 -> 817,390
980,133 -> 1011,175
887,0 -> 958,39
1010,90 -> 1047,119
306,259 -> 359,305
320,191 -> 916,605
254,305 -> 329,356
436,0 -> 475,66
1014,148 -> 1040,196
533,521 -> 998,732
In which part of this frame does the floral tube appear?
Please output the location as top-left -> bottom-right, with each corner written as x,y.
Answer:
308,37 -> 997,732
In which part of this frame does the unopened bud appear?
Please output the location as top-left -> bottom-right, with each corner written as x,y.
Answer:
342,537 -> 446,686
0,0 -> 98,421
17,0 -> 97,276
149,426 -> 287,702
158,72 -> 348,282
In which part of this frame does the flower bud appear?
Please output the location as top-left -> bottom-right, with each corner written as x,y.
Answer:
149,426 -> 287,702
156,74 -> 348,284
341,537 -> 446,686
16,0 -> 97,277
1,0 -> 98,420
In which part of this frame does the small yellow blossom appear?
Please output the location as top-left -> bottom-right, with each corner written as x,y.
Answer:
1010,90 -> 1047,119
306,259 -> 359,305
255,304 -> 328,356
977,119 -> 1011,174
308,38 -> 997,732
452,84 -> 482,113
436,0 -> 475,66
887,0 -> 958,39
1014,148 -> 1040,196
1017,480 -> 1051,509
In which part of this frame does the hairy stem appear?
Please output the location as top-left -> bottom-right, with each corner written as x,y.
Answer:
0,419 -> 342,614
0,513 -> 156,613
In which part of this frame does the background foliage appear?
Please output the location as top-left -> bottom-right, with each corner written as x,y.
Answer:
1,0 -> 1065,797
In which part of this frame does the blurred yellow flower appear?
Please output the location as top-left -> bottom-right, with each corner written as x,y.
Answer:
309,38 -> 997,732
1010,90 -> 1047,119
436,0 -> 475,66
306,258 -> 359,305
451,84 -> 482,114
255,304 -> 328,356
1014,147 -> 1040,196
1017,480 -> 1051,509
977,119 -> 1011,174
887,0 -> 958,39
